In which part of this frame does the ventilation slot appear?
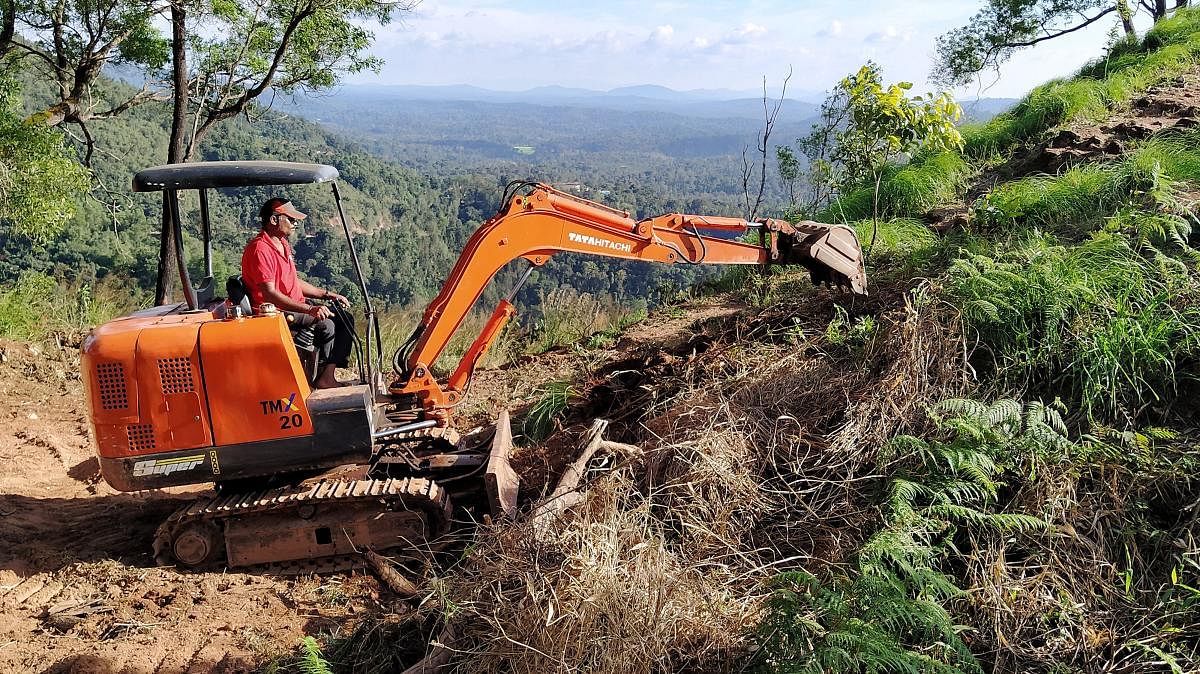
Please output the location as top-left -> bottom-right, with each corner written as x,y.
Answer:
158,357 -> 195,395
96,362 -> 128,410
127,424 -> 156,452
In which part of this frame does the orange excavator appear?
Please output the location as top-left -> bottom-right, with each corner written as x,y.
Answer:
81,162 -> 867,572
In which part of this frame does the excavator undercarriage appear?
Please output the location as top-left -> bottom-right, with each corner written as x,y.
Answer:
83,163 -> 866,572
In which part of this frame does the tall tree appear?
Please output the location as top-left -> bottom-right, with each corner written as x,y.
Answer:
154,0 -> 408,304
930,0 -> 1190,87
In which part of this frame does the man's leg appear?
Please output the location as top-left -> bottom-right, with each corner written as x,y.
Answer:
307,316 -> 343,388
328,310 -> 355,369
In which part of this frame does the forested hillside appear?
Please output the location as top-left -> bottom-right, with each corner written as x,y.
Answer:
2,65 -> 763,320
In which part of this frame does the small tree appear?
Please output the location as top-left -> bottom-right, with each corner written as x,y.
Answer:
780,63 -> 963,221
777,84 -> 848,217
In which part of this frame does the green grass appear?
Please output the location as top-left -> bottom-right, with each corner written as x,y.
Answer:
0,271 -> 139,342
974,164 -> 1128,236
963,79 -> 1109,158
821,151 -> 972,223
947,233 -> 1200,421
1130,128 -> 1200,183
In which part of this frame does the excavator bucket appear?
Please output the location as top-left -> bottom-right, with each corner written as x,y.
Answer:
484,409 -> 520,519
768,220 -> 869,295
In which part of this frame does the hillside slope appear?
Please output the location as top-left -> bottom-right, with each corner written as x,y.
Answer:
369,10 -> 1200,674
5,8 -> 1200,674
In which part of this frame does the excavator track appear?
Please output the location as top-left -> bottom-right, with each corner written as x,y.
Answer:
153,475 -> 452,574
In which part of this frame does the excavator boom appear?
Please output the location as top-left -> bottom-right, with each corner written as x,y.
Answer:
390,182 -> 867,416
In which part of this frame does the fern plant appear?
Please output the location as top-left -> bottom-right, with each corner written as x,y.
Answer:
297,636 -> 334,674
757,399 -> 1063,674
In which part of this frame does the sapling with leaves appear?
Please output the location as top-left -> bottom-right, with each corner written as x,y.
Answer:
778,63 -> 963,235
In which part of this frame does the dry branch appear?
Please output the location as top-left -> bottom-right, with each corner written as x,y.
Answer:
531,418 -> 609,529
364,549 -> 421,599
400,625 -> 457,674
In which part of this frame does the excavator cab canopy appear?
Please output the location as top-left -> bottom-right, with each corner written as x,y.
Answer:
131,160 -> 382,384
132,161 -> 339,192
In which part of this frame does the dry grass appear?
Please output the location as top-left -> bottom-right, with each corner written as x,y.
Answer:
418,279 -> 973,673
442,474 -> 761,674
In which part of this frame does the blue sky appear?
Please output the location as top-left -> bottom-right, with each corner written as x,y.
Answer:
356,0 -> 1146,100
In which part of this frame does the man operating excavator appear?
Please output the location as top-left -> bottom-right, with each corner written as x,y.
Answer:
241,197 -> 352,389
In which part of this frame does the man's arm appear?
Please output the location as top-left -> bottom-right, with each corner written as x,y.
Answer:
255,280 -> 328,317
297,279 -> 348,306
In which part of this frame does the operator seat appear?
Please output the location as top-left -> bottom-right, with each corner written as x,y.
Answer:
225,275 -> 319,383
225,275 -> 254,316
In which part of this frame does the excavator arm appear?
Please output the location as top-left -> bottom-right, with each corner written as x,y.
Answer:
389,182 -> 867,418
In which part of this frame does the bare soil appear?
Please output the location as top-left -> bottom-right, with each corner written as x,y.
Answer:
0,297 -> 743,674
0,340 -> 388,674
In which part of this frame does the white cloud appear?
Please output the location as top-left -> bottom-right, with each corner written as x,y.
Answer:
815,19 -> 843,38
864,25 -> 911,43
732,22 -> 767,39
649,24 -> 675,44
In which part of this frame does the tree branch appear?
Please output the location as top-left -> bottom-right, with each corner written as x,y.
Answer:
1000,7 -> 1117,49
94,86 -> 170,118
187,2 -> 316,159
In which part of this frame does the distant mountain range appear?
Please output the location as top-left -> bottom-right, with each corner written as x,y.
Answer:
302,83 -> 820,121
301,83 -> 1017,123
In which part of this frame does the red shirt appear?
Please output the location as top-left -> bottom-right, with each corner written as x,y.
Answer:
241,231 -> 304,308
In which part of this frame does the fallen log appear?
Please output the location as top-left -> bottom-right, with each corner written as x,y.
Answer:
531,418 -> 609,528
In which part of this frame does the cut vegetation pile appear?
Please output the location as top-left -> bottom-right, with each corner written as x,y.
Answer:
342,8 -> 1200,674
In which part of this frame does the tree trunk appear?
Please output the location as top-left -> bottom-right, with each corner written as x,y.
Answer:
156,1 -> 189,306
0,0 -> 15,58
1116,0 -> 1136,35
1155,0 -> 1169,19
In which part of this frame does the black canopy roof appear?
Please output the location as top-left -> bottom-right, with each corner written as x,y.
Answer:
132,161 -> 339,192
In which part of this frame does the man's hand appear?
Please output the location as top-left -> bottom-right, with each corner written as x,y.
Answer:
309,304 -> 334,320
325,291 -> 350,307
